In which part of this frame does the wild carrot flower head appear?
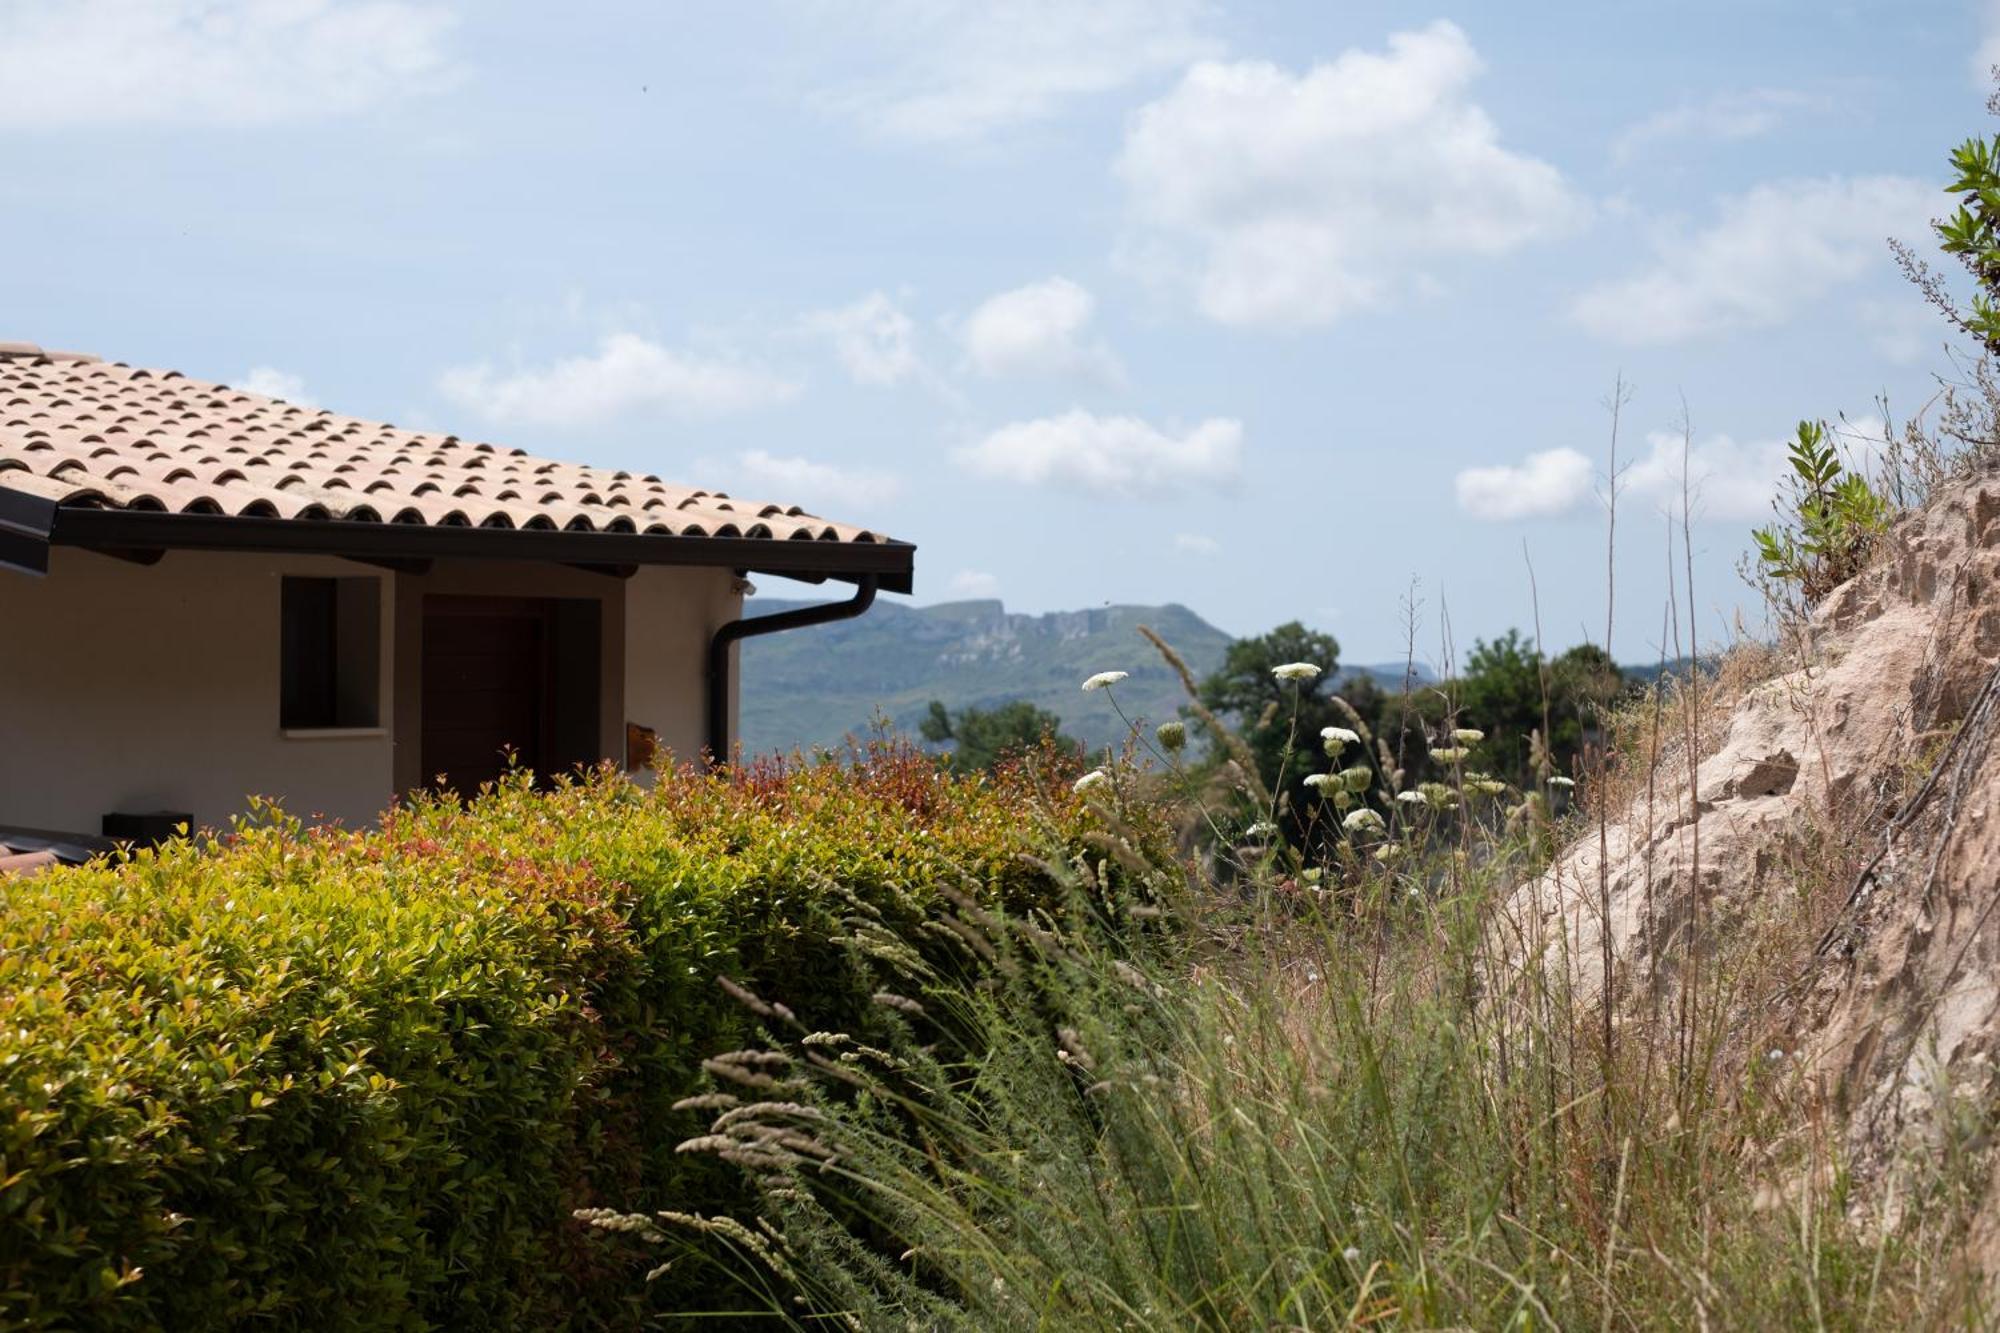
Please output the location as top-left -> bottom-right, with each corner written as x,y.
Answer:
1155,720 -> 1186,752
1343,808 -> 1385,834
1396,790 -> 1426,805
1429,746 -> 1468,764
1321,725 -> 1360,756
1271,662 -> 1321,682
1244,820 -> 1278,840
1082,671 -> 1129,692
1340,765 -> 1373,792
1548,774 -> 1576,788
1302,773 -> 1341,795
1453,727 -> 1485,745
1073,770 -> 1110,794
1418,782 -> 1459,809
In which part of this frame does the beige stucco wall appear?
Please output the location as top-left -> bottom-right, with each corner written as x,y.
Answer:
623,565 -> 743,770
0,548 -> 396,833
0,551 -> 744,836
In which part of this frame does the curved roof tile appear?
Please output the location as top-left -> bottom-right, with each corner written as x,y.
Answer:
0,347 -> 893,547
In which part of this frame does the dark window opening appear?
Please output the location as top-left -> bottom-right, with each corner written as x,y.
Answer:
281,576 -> 381,729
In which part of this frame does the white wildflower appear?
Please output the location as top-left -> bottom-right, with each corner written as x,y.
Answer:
1340,765 -> 1372,792
1082,670 -> 1129,692
1272,662 -> 1321,682
1453,727 -> 1485,745
1342,1246 -> 1362,1265
1155,720 -> 1186,752
1373,842 -> 1403,863
1395,790 -> 1426,805
1430,746 -> 1467,764
1418,781 -> 1459,808
1073,770 -> 1110,794
1303,773 -> 1340,795
1547,775 -> 1576,788
1320,725 -> 1360,758
1244,821 -> 1278,840
1343,808 -> 1385,835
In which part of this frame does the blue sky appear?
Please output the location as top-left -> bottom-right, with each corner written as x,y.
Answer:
2,0 -> 1990,666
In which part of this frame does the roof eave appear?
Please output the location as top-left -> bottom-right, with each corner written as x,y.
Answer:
31,505 -> 915,594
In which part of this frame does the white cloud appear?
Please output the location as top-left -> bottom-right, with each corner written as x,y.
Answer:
804,0 -> 1215,143
1173,532 -> 1220,556
1610,88 -> 1809,164
799,291 -> 920,386
438,334 -> 799,428
946,569 -> 1001,598
960,277 -> 1120,382
732,449 -> 904,511
1458,423 -> 1891,525
956,409 -> 1242,497
240,366 -> 314,406
1620,431 -> 1789,521
1115,21 -> 1583,328
1624,424 -> 1886,522
0,0 -> 457,128
1454,447 -> 1595,521
1570,176 -> 1935,344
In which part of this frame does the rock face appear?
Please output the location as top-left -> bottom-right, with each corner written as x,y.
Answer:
1506,471 -> 2000,1261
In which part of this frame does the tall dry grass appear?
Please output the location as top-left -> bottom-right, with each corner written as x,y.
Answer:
585,665 -> 1988,1328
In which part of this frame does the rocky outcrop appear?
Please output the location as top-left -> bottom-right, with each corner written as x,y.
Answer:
1506,470 -> 2000,1264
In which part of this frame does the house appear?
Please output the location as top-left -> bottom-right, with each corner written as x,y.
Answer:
0,344 -> 913,845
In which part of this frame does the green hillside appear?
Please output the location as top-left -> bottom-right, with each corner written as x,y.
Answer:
738,597 -> 1436,756
737,598 -> 1234,755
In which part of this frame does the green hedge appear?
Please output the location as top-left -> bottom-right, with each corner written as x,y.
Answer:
0,744 -> 1130,1328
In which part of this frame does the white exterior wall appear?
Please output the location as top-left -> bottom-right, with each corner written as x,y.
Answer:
0,548 -> 395,832
0,550 -> 744,836
1,544 -> 752,824
622,565 -> 743,770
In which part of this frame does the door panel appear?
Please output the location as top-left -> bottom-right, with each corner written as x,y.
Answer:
421,597 -> 551,798
418,594 -> 605,799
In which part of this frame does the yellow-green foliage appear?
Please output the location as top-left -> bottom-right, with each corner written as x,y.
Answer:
0,743 -> 1115,1329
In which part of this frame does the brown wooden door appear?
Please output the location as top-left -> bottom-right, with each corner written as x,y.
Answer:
420,596 -> 554,798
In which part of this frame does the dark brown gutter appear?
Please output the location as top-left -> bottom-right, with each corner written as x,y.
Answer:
27,505 -> 912,592
0,485 -> 55,575
706,575 -> 878,762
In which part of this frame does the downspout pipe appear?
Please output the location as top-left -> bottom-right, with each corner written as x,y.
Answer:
706,574 -> 879,763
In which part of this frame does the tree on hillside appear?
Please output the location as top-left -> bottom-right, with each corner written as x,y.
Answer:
1451,632 -> 1628,786
1452,631 -> 1543,784
920,699 -> 1076,774
1195,622 -> 1394,846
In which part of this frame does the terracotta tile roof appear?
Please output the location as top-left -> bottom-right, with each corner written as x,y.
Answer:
0,826 -> 110,877
0,345 -> 892,545
0,848 -> 58,877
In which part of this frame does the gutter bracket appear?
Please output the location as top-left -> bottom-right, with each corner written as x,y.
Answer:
705,575 -> 879,763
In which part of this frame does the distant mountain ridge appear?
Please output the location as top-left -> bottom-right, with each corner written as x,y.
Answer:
736,597 -> 1427,756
